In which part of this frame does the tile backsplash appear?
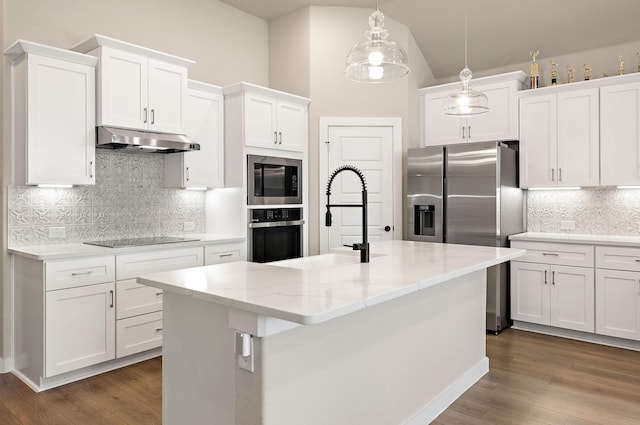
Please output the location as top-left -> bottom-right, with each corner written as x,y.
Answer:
527,187 -> 640,235
8,150 -> 205,246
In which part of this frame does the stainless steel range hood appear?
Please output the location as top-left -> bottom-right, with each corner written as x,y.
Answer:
97,126 -> 200,153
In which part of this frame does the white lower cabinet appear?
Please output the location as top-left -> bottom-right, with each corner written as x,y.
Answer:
204,242 -> 245,265
510,241 -> 595,333
116,311 -> 163,358
45,282 -> 116,377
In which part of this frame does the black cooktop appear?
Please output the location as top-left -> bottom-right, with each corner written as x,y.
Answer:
83,236 -> 200,248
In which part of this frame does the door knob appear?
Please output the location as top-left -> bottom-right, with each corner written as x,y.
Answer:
383,226 -> 391,232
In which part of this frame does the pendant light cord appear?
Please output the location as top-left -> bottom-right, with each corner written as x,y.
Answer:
464,0 -> 468,69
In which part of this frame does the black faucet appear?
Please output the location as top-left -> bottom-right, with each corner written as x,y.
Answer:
325,165 -> 369,263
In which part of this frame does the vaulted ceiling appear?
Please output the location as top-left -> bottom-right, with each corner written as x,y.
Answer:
218,0 -> 640,79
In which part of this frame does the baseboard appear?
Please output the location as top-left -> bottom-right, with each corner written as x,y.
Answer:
512,321 -> 640,352
0,355 -> 12,373
404,356 -> 489,425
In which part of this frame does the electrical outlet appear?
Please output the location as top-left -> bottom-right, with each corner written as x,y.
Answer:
235,331 -> 255,373
560,220 -> 576,231
183,221 -> 195,232
49,227 -> 66,239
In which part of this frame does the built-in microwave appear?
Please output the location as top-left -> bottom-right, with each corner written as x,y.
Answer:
247,155 -> 302,205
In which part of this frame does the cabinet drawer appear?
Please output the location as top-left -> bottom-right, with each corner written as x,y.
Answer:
116,311 -> 162,358
116,279 -> 163,319
204,243 -> 244,266
45,256 -> 115,291
596,246 -> 640,272
116,247 -> 203,280
510,241 -> 594,267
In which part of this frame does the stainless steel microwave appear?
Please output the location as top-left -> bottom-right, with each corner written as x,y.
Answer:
247,155 -> 302,205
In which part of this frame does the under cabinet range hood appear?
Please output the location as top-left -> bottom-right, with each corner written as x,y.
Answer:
96,126 -> 200,153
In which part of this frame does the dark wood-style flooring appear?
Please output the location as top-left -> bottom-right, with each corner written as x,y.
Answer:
0,329 -> 639,424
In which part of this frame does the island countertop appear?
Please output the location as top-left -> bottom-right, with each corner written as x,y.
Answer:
138,240 -> 524,325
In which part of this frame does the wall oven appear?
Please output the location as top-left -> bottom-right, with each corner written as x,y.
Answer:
248,208 -> 303,263
247,155 -> 302,205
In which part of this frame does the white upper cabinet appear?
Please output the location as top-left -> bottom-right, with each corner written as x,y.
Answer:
600,80 -> 640,186
165,80 -> 224,188
5,40 -> 97,186
71,34 -> 193,135
224,82 -> 310,153
519,87 -> 599,188
420,71 -> 526,146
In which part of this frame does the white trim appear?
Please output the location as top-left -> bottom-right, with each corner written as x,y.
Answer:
318,117 -> 403,254
404,357 -> 489,425
513,321 -> 640,352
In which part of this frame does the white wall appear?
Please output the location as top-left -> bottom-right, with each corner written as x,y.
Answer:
1,0 -> 269,365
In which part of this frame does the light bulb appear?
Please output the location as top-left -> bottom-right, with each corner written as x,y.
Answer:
368,66 -> 384,80
368,50 -> 384,66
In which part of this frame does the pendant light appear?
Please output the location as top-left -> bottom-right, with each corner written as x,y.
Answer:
344,1 -> 410,83
443,1 -> 489,116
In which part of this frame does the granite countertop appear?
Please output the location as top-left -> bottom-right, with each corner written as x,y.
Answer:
8,234 -> 245,261
137,240 -> 524,325
510,232 -> 640,247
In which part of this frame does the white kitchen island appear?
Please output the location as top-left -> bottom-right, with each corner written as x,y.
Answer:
138,240 -> 524,425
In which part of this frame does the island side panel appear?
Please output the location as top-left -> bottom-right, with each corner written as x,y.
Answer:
162,291 -> 236,425
235,269 -> 487,425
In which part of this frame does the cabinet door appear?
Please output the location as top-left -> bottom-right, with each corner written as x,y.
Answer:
27,54 -> 96,185
595,269 -> 640,340
511,261 -> 550,325
467,81 -> 518,142
148,59 -> 187,134
45,282 -> 116,377
557,88 -> 599,187
422,93 -> 465,146
244,92 -> 277,148
99,47 -> 148,130
519,94 -> 557,188
276,100 -> 307,152
550,265 -> 595,332
172,89 -> 223,188
600,82 -> 640,186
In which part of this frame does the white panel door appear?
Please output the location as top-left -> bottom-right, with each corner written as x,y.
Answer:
45,282 -> 116,377
519,94 -> 557,188
595,269 -> 640,340
557,88 -> 599,187
510,261 -> 550,325
99,47 -> 148,129
27,54 -> 95,185
600,82 -> 640,186
550,265 -> 594,332
325,126 -> 394,250
277,100 -> 307,152
244,92 -> 277,148
148,59 -> 187,134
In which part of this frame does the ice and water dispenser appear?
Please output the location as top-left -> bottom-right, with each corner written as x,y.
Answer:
413,205 -> 435,237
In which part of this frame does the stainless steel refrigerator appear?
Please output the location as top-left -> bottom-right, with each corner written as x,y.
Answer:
406,141 -> 523,333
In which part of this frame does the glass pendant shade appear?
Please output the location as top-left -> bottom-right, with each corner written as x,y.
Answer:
443,67 -> 489,116
345,9 -> 410,83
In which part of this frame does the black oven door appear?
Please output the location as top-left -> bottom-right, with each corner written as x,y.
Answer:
249,221 -> 303,263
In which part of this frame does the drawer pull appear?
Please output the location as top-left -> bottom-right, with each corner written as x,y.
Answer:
109,290 -> 114,308
635,259 -> 640,263
71,270 -> 94,276
542,253 -> 559,257
219,253 -> 234,258
156,291 -> 163,296
155,327 -> 163,332
552,271 -> 555,285
544,270 -> 547,285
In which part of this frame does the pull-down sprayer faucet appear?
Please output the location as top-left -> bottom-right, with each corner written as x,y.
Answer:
325,165 -> 369,263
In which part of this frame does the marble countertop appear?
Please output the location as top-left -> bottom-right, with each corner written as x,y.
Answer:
137,240 -> 524,325
8,234 -> 245,261
510,232 -> 640,247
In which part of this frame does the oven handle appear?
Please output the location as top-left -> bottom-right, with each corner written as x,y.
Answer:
249,220 -> 305,229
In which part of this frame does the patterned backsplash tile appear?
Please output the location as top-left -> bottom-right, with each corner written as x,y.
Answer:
8,150 -> 205,246
527,187 -> 640,235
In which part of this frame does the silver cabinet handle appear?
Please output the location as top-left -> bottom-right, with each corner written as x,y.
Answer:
468,126 -> 471,139
274,131 -> 278,144
186,167 -> 190,182
143,108 -> 148,123
155,327 -> 163,332
559,168 -> 562,182
635,259 -> 640,263
278,131 -> 282,144
461,126 -> 466,139
89,160 -> 94,178
151,109 -> 155,124
71,270 -> 94,276
552,271 -> 555,285
542,253 -> 559,257
109,289 -> 114,308
156,291 -> 163,296
220,253 -> 234,258
551,168 -> 555,182
544,270 -> 547,285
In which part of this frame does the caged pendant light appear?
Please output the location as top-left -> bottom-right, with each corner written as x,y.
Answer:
344,1 -> 410,83
443,1 -> 489,116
